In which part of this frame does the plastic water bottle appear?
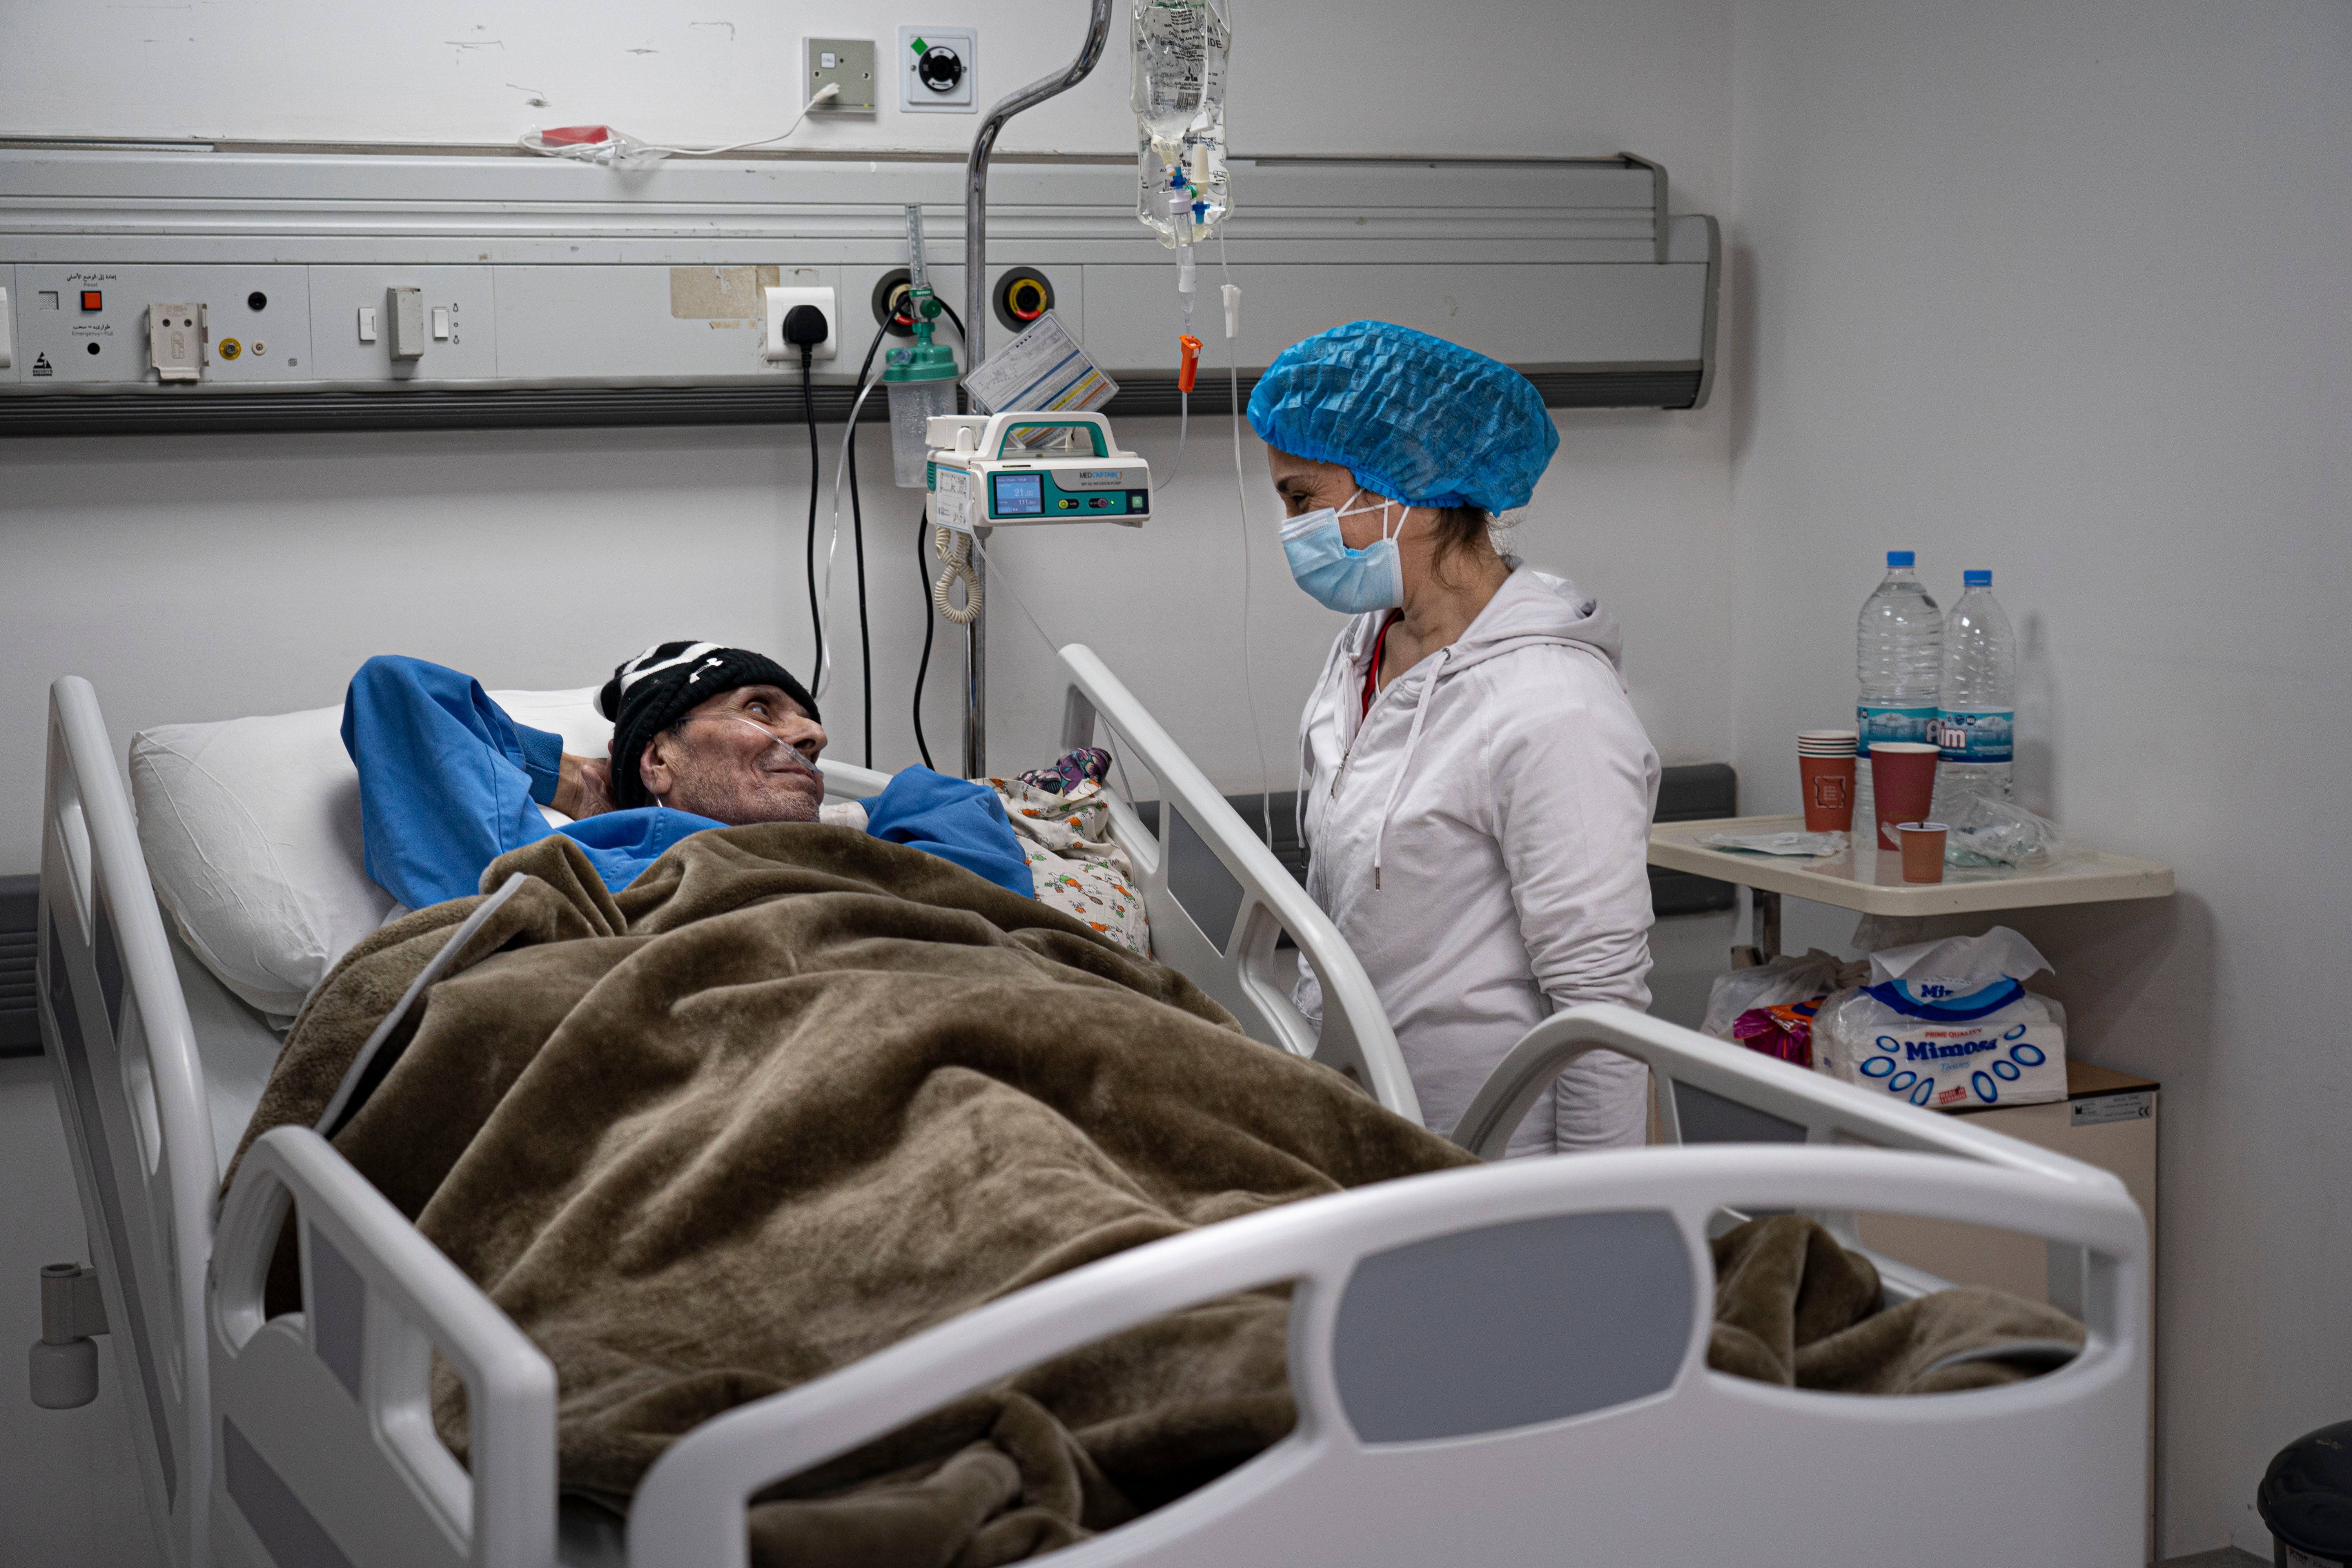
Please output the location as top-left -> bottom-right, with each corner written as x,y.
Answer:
1855,550 -> 1943,821
1931,569 -> 2017,820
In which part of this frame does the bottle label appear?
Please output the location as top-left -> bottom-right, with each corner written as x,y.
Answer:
1856,704 -> 1937,755
1933,710 -> 2014,764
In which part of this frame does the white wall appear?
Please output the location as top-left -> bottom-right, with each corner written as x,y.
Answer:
0,0 -> 1734,171
1727,0 -> 2352,1552
0,5 -> 1735,1561
0,0 -> 1736,876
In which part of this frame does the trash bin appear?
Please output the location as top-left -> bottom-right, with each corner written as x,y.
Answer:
2259,1420 -> 2352,1568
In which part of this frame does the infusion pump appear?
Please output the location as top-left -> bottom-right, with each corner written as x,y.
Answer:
924,412 -> 1151,531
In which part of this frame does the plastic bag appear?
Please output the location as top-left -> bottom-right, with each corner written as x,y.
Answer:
1701,949 -> 1866,1067
1694,829 -> 1847,857
1944,797 -> 2074,869
517,125 -> 672,169
1814,927 -> 2067,1109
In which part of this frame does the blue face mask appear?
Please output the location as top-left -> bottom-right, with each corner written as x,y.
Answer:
1280,489 -> 1413,615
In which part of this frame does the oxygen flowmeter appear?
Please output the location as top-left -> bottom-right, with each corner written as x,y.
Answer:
884,203 -> 960,488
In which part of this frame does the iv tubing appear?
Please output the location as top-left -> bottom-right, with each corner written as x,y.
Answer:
1219,225 -> 1274,847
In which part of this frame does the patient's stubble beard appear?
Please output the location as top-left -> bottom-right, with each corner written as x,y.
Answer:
655,731 -> 824,826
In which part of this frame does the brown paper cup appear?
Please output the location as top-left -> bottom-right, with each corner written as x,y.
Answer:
1899,822 -> 1949,882
1798,754 -> 1856,832
1869,742 -> 1938,849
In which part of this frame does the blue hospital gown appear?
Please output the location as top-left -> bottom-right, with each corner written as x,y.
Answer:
341,655 -> 1031,909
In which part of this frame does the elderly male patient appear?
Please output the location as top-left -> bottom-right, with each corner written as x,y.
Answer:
342,641 -> 1029,911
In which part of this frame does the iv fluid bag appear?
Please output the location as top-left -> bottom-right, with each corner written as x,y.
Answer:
1131,0 -> 1231,247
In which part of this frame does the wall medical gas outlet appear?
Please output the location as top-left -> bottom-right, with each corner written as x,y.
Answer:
900,27 -> 978,113
0,149 -> 1717,436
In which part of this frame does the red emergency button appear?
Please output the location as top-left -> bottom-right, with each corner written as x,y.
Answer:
79,290 -> 102,311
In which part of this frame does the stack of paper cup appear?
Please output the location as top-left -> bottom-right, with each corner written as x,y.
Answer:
1797,730 -> 1858,833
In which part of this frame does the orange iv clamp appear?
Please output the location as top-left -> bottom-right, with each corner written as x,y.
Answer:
1177,333 -> 1203,395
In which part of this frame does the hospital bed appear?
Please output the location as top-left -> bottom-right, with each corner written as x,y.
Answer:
34,647 -> 2150,1568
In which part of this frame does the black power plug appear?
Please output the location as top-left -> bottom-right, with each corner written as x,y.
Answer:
783,304 -> 829,355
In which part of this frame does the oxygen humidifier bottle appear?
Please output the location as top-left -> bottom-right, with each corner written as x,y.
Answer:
1929,570 -> 2017,820
1854,550 -> 1942,823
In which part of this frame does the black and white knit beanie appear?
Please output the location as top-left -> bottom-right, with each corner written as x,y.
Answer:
598,641 -> 819,809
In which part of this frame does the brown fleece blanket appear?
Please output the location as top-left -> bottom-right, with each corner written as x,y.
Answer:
230,824 -> 2083,1566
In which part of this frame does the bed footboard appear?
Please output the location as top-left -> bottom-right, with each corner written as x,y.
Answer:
208,1126 -> 557,1568
37,675 -> 218,1567
628,1133 -> 2147,1568
1054,645 -> 1420,1123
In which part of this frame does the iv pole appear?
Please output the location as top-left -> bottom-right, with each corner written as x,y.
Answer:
960,0 -> 1114,779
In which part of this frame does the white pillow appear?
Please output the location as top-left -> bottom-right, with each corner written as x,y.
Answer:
129,686 -> 611,1021
484,686 -> 615,763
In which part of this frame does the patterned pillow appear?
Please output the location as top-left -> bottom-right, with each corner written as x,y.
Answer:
988,776 -> 1149,957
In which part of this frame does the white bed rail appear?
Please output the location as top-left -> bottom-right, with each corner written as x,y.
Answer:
629,1088 -> 2147,1564
819,648 -> 1418,1123
1054,644 -> 1419,1121
208,1126 -> 558,1568
1455,1005 -> 2122,1312
37,674 -> 218,1567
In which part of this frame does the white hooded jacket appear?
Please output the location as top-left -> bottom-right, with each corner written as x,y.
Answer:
1294,564 -> 1661,1156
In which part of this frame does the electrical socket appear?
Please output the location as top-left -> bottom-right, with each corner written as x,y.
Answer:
763,287 -> 838,361
805,38 -> 877,113
898,26 -> 976,113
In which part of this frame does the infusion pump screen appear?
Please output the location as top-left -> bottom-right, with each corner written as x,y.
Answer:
990,473 -> 1044,515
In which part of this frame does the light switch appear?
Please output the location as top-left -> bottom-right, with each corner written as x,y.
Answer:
0,288 -> 11,368
431,305 -> 450,341
357,305 -> 378,343
387,286 -> 425,361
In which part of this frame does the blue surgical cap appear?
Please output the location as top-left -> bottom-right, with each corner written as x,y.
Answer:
1246,321 -> 1559,515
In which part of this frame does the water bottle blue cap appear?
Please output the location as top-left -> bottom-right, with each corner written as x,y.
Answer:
1886,550 -> 1915,568
1964,569 -> 1992,586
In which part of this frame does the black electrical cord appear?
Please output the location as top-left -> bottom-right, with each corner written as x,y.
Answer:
911,505 -> 937,770
799,346 -> 823,693
781,304 -> 831,697
845,393 -> 874,770
842,310 -> 896,769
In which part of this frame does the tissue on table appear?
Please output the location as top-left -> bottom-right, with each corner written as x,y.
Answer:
1813,927 -> 2068,1110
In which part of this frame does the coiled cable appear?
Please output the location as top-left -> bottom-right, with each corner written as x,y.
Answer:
931,527 -> 982,625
